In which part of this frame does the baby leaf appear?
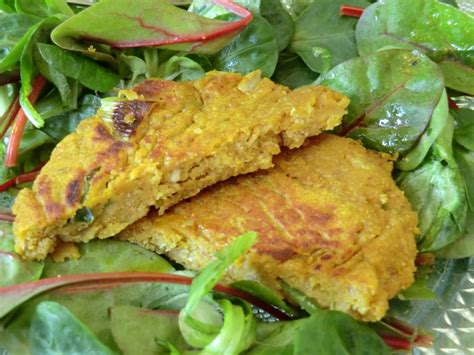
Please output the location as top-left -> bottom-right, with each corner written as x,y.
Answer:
213,16 -> 279,77
260,0 -> 294,51
51,0 -> 253,63
30,301 -> 114,354
289,0 -> 370,74
321,49 -> 444,155
356,0 -> 474,94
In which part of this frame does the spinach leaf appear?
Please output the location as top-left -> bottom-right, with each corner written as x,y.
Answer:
289,0 -> 370,74
110,305 -> 188,355
396,90 -> 449,171
0,12 -> 41,72
248,320 -> 304,354
397,115 -> 468,252
356,0 -> 474,94
18,16 -> 62,128
279,0 -> 314,19
14,0 -> 73,18
272,52 -> 318,88
321,49 -> 445,155
0,222 -> 44,287
41,93 -> 101,141
213,16 -> 279,77
294,311 -> 391,355
51,0 -> 252,63
43,240 -> 174,278
36,43 -> 120,92
260,0 -> 294,51
30,301 -> 114,354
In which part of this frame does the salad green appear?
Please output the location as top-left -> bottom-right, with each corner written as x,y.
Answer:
0,0 -> 473,353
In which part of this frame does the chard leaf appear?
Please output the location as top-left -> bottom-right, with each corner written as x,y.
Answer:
397,115 -> 468,252
36,43 -> 120,92
30,301 -> 113,354
293,311 -> 391,355
43,240 -> 174,278
260,0 -> 294,51
213,16 -> 279,77
110,305 -> 188,355
321,49 -> 445,155
356,0 -> 474,94
289,0 -> 370,74
51,0 -> 253,63
272,53 -> 318,89
397,90 -> 449,171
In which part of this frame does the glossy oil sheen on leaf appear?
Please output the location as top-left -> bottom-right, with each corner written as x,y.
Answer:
51,0 -> 253,62
213,16 -> 279,77
289,0 -> 370,74
30,301 -> 114,354
356,0 -> 474,94
321,49 -> 445,155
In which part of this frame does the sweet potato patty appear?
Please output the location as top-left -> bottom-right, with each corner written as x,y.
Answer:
13,71 -> 348,260
119,134 -> 418,321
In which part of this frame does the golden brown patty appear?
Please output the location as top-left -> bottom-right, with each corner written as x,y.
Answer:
119,134 -> 418,321
13,71 -> 348,260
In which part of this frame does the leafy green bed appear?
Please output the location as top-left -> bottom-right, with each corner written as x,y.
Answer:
0,0 -> 473,354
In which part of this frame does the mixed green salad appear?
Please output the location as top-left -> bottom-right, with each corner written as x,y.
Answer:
0,0 -> 473,353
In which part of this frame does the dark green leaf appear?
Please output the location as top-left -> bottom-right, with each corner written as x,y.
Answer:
110,305 -> 188,355
30,301 -> 114,354
41,93 -> 101,141
293,310 -> 391,355
0,0 -> 15,12
397,116 -> 468,252
321,49 -> 445,155
396,90 -> 449,171
289,0 -> 370,74
36,43 -> 120,92
43,239 -> 174,277
18,16 -> 62,128
0,12 -> 41,72
260,0 -> 294,51
213,16 -> 279,77
356,0 -> 474,94
272,52 -> 318,88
